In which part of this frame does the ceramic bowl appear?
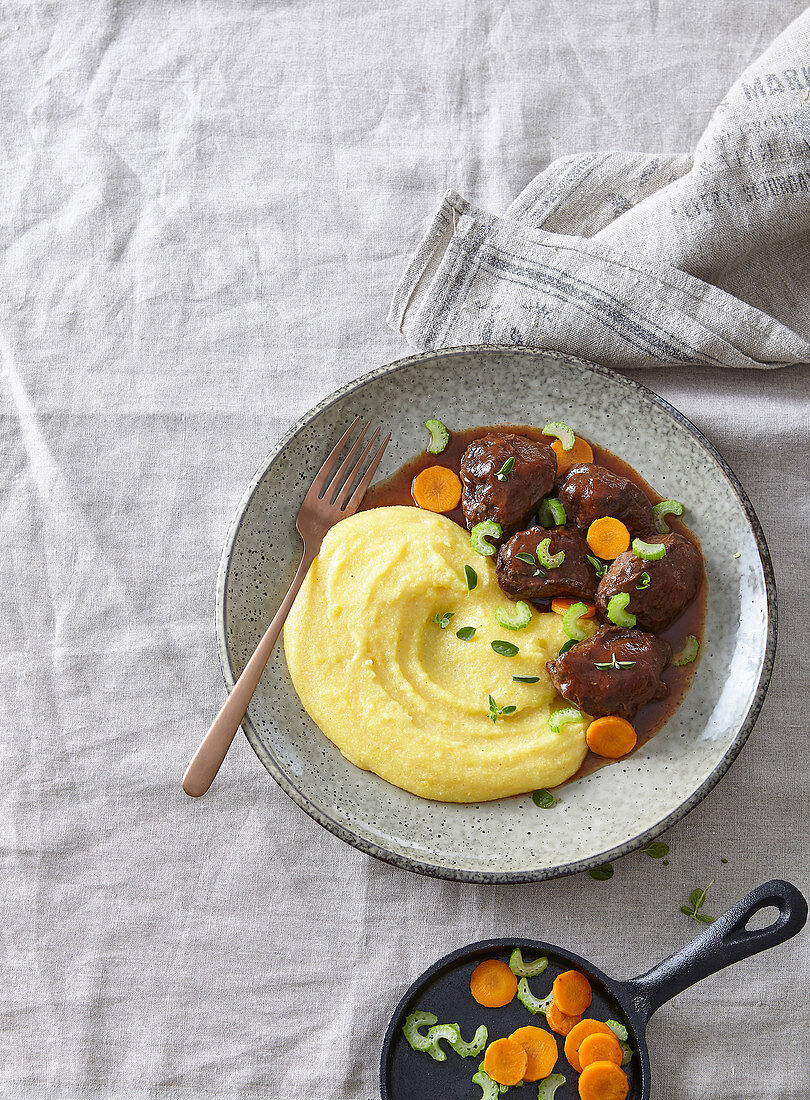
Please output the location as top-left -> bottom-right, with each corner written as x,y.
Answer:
216,346 -> 776,882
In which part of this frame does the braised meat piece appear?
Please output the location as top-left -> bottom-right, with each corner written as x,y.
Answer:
497,525 -> 598,601
557,462 -> 655,539
546,625 -> 671,721
460,433 -> 556,539
596,532 -> 703,632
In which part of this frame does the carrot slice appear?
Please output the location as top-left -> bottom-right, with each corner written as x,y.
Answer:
586,717 -> 637,758
546,1000 -> 582,1036
564,1019 -> 614,1072
508,1025 -> 558,1082
586,518 -> 630,560
553,970 -> 593,1016
483,1037 -> 528,1086
552,435 -> 594,476
411,465 -> 462,513
551,598 -> 596,618
578,1031 -> 624,1070
578,1060 -> 629,1100
470,959 -> 518,1008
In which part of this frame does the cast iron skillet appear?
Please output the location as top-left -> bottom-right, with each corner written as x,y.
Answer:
380,880 -> 806,1099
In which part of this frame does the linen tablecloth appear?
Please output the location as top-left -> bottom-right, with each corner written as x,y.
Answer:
1,3 -> 808,1098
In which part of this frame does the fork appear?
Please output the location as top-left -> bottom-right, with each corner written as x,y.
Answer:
182,417 -> 391,797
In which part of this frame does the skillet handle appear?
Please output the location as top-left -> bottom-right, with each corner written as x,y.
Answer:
623,880 -> 807,1026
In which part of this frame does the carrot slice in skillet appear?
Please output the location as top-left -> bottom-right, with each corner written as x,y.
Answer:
553,970 -> 593,1016
470,959 -> 518,1008
546,1000 -> 581,1036
483,1037 -> 528,1086
578,1059 -> 629,1100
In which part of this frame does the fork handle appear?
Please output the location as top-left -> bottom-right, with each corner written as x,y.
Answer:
182,544 -> 317,797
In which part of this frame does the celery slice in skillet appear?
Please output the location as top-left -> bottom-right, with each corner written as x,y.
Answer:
472,1065 -> 502,1099
537,1073 -> 566,1099
402,1011 -> 437,1052
450,1024 -> 488,1059
516,976 -> 554,1016
508,948 -> 549,977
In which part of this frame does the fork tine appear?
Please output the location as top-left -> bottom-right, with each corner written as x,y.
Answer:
322,421 -> 372,503
340,432 -> 391,514
307,415 -> 362,498
334,427 -> 380,509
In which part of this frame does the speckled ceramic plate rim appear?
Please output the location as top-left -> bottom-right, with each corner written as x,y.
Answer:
215,345 -> 777,884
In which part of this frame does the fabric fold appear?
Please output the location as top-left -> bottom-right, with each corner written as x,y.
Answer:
390,9 -> 810,369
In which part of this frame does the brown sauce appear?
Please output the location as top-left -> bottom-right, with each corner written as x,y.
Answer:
361,424 -> 707,789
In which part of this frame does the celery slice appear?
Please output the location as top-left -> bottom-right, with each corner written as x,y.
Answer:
606,592 -> 636,628
508,948 -> 549,977
516,976 -> 554,1015
423,1022 -> 460,1061
402,1011 -> 438,1052
548,707 -> 584,734
653,499 -> 683,533
673,635 -> 700,666
632,537 -> 667,561
495,601 -> 532,631
561,601 -> 590,640
538,497 -> 567,526
536,538 -> 565,569
425,419 -> 450,455
606,1019 -> 628,1041
472,1066 -> 501,1100
537,1072 -> 566,1099
470,520 -> 502,557
404,1012 -> 487,1061
450,1024 -> 488,1059
543,422 -> 575,450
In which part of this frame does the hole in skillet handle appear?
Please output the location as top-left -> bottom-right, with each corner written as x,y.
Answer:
379,938 -> 644,1100
745,905 -> 782,932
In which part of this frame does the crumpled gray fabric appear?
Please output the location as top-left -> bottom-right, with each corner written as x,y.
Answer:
390,9 -> 810,368
1,2 -> 808,1099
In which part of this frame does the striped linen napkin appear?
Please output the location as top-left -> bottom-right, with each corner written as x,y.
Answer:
389,9 -> 810,369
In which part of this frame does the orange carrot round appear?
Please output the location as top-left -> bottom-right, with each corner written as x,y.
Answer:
546,1000 -> 582,1036
552,435 -> 594,475
508,1025 -> 558,1082
411,466 -> 462,513
564,1019 -> 614,1072
578,1060 -> 629,1100
553,970 -> 593,1016
552,597 -> 596,618
586,716 -> 637,758
470,959 -> 518,1008
586,517 -> 630,559
578,1031 -> 624,1070
483,1037 -> 528,1086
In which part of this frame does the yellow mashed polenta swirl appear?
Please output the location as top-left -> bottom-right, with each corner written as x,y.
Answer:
284,506 -> 594,802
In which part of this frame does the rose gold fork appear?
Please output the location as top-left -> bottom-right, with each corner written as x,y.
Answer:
182,417 -> 391,797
